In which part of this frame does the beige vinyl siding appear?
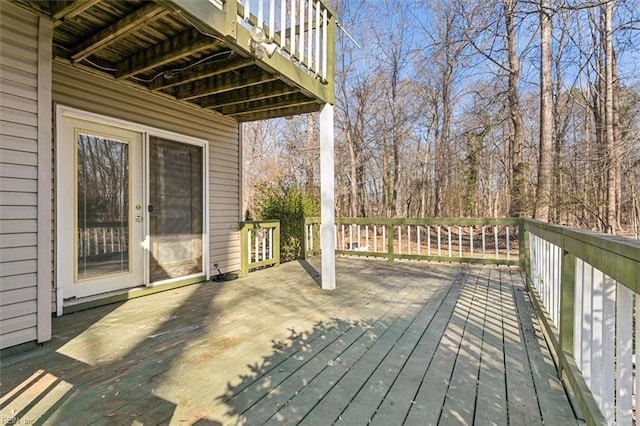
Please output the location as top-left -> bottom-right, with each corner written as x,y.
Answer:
0,2 -> 39,349
52,63 -> 241,307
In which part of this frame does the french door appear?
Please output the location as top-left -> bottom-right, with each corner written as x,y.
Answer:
60,117 -> 144,298
59,115 -> 206,300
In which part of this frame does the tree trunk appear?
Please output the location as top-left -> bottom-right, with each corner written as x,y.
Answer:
504,0 -> 527,218
604,1 -> 616,234
534,0 -> 553,222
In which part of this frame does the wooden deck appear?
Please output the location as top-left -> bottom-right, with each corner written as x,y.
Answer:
0,258 -> 578,425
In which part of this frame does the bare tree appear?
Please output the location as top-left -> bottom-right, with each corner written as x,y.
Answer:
534,0 -> 553,221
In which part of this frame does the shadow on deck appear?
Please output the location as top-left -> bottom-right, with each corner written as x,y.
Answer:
0,258 -> 578,425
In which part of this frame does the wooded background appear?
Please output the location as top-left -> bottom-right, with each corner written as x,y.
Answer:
242,0 -> 640,238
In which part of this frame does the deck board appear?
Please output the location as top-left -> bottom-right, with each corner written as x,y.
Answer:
0,258 -> 578,425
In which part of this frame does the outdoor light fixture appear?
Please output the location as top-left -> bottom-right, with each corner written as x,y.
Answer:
249,26 -> 277,59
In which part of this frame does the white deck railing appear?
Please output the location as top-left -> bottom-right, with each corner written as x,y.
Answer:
523,220 -> 640,425
236,0 -> 332,82
77,226 -> 127,258
303,218 -> 520,266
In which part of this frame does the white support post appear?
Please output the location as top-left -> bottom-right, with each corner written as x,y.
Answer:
320,103 -> 335,290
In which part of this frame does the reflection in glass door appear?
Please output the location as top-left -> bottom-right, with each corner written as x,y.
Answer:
149,137 -> 204,282
76,133 -> 130,279
60,116 -> 144,300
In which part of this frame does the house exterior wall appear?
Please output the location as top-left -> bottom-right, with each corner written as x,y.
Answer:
0,2 -> 52,349
51,63 -> 242,312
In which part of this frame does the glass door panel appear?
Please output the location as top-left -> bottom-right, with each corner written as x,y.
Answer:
76,133 -> 130,279
149,137 -> 204,282
60,116 -> 144,300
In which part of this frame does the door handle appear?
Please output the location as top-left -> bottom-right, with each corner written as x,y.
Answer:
135,216 -> 143,223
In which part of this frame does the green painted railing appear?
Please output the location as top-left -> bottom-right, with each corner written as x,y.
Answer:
521,220 -> 640,426
239,220 -> 280,276
303,217 -> 521,266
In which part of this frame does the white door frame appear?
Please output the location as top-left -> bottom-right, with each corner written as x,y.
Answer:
56,105 -> 210,315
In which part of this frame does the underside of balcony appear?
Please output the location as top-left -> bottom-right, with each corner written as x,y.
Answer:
15,0 -> 334,122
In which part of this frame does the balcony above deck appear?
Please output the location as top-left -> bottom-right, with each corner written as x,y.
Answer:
16,0 -> 335,122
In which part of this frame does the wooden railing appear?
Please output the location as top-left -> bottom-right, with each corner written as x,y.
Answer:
78,225 -> 128,259
522,220 -> 640,425
303,217 -> 520,266
235,0 -> 334,82
239,220 -> 280,276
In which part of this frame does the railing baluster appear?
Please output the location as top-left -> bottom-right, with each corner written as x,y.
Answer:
573,257 -> 584,367
602,275 -> 616,423
506,226 -> 510,259
268,0 -> 275,40
470,226 -> 474,256
374,225 -> 378,252
243,0 -> 251,21
314,0 -> 320,74
110,228 -> 114,252
254,230 -> 259,262
365,225 -> 369,250
458,226 -> 462,257
447,226 -> 452,257
357,224 -> 361,249
407,225 -> 411,255
269,228 -> 273,259
291,0 -> 296,57
437,225 -> 441,256
582,262 -> 593,386
591,267 -> 604,405
307,0 -> 313,66
494,225 -> 499,259
257,0 -> 264,28
349,223 -> 353,249
481,225 -> 486,258
341,224 -> 345,250
417,225 -> 421,255
382,225 -> 386,252
616,283 -> 633,424
322,7 -> 327,79
398,225 -> 402,255
298,0 -> 304,60
280,0 -> 286,49
262,230 -> 267,261
427,226 -> 431,256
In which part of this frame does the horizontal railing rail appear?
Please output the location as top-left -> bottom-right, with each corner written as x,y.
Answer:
303,217 -> 520,266
236,0 -> 334,82
239,220 -> 280,276
523,220 -> 640,425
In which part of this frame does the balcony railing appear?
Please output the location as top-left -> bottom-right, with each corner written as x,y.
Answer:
303,217 -> 521,266
239,220 -> 280,276
522,220 -> 640,425
235,0 -> 334,83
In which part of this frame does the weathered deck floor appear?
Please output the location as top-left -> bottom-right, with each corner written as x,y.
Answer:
0,258 -> 578,425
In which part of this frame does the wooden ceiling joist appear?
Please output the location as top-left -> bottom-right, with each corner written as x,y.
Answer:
221,93 -> 314,116
116,28 -> 221,80
199,81 -> 299,109
176,70 -> 277,100
149,55 -> 253,91
52,0 -> 101,26
71,3 -> 170,62
233,102 -> 321,122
